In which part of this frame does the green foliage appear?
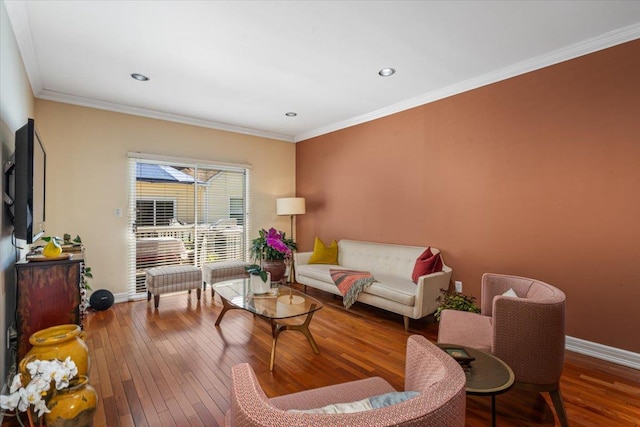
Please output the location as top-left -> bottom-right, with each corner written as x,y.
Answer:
246,264 -> 268,282
63,233 -> 82,245
435,288 -> 480,321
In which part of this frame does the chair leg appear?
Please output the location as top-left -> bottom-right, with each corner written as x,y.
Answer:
154,295 -> 160,309
147,291 -> 151,301
196,288 -> 201,300
549,386 -> 569,427
403,316 -> 409,332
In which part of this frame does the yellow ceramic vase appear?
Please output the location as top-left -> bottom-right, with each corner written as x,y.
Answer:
23,324 -> 90,377
44,239 -> 63,257
45,375 -> 97,427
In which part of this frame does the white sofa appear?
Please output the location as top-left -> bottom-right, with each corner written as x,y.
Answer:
294,240 -> 452,330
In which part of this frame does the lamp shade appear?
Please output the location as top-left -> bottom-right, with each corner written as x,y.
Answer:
277,197 -> 306,216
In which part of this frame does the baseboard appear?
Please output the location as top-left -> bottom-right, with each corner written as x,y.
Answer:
113,292 -> 130,304
566,336 -> 640,370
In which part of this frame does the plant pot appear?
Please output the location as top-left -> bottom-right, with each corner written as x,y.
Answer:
45,375 -> 97,427
250,272 -> 271,294
22,324 -> 90,378
262,259 -> 286,283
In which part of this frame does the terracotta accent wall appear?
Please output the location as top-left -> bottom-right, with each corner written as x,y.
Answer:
296,39 -> 640,353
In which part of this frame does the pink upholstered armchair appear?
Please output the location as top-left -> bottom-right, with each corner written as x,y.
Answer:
225,335 -> 466,426
438,273 -> 568,426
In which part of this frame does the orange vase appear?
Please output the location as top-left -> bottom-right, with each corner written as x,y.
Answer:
23,324 -> 90,377
44,375 -> 97,427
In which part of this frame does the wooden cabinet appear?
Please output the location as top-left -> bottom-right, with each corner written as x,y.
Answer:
15,256 -> 83,359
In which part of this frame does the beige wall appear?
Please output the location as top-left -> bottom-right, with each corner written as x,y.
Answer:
296,40 -> 640,353
0,0 -> 36,380
35,100 -> 296,296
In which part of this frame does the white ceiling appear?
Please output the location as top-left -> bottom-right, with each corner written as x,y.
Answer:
5,1 -> 640,143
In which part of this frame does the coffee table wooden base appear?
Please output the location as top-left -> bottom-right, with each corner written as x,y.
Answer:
269,304 -> 320,371
214,296 -> 236,326
215,295 -> 321,371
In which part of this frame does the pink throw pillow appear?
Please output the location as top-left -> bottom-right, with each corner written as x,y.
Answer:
411,247 -> 443,283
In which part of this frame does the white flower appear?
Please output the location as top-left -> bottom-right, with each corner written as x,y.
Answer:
33,399 -> 51,417
9,373 -> 23,393
26,360 -> 41,377
31,376 -> 51,393
62,356 -> 78,378
0,391 -> 21,410
0,357 -> 79,417
20,382 -> 43,407
37,360 -> 56,381
51,357 -> 77,390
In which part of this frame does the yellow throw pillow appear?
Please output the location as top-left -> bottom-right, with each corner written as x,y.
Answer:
308,237 -> 338,265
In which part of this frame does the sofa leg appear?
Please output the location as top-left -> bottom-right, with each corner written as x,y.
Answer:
197,288 -> 202,300
147,291 -> 151,301
403,316 -> 409,332
154,295 -> 160,309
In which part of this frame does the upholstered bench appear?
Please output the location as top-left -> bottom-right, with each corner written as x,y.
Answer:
146,265 -> 202,308
202,260 -> 250,296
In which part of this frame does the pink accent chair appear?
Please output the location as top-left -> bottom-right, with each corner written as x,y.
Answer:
437,273 -> 568,426
225,335 -> 466,426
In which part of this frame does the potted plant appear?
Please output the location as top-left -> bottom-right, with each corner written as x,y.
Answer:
245,264 -> 272,294
250,228 -> 297,283
434,288 -> 480,321
0,356 -> 96,427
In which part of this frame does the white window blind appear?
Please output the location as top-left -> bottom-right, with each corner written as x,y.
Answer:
127,157 -> 251,299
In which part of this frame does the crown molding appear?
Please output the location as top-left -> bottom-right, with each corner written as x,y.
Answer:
4,0 -> 42,95
7,0 -> 639,144
37,90 -> 295,143
294,22 -> 640,142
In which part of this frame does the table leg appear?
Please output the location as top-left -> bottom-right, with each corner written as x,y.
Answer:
214,296 -> 237,326
269,304 -> 320,371
491,394 -> 496,427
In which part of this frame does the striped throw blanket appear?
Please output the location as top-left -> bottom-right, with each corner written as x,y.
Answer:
330,269 -> 376,309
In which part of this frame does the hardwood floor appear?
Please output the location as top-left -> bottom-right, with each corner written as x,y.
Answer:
84,285 -> 640,426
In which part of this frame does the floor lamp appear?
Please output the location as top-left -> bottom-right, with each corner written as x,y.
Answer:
276,197 -> 306,282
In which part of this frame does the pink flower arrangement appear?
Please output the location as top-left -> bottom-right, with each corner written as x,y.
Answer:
250,228 -> 297,261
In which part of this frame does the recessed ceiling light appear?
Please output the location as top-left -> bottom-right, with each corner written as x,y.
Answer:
378,68 -> 396,77
131,73 -> 149,81
285,112 -> 297,117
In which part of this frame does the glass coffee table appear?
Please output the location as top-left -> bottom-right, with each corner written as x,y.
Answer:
214,278 -> 323,371
438,344 -> 515,427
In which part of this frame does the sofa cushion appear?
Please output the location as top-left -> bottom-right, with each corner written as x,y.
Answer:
502,288 -> 519,298
297,264 -> 350,283
363,274 -> 416,306
411,247 -> 443,283
308,237 -> 339,264
437,310 -> 492,352
288,391 -> 419,414
298,265 -> 417,306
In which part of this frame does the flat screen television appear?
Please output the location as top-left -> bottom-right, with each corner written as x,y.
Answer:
13,118 -> 46,244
